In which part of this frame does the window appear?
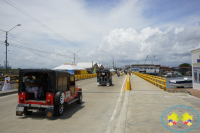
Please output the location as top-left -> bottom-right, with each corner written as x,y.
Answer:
58,77 -> 63,91
57,76 -> 69,91
70,75 -> 75,85
63,77 -> 68,91
70,75 -> 75,95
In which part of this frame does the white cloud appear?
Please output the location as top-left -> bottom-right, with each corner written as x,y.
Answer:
89,25 -> 200,67
0,0 -> 200,69
175,27 -> 185,34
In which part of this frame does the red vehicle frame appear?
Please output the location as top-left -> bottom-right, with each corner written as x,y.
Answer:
16,69 -> 82,119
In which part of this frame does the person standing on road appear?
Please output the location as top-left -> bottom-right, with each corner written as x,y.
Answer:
2,74 -> 11,91
129,71 -> 131,76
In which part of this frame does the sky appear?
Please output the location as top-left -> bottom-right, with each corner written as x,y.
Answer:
0,0 -> 200,69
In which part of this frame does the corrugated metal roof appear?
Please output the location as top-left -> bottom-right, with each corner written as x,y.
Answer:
76,62 -> 103,69
76,62 -> 96,69
53,63 -> 85,70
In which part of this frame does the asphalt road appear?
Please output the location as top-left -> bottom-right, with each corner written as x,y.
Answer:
0,75 -> 126,133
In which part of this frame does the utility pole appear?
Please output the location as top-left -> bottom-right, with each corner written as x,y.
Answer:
74,53 -> 75,64
152,56 -> 155,64
5,32 -> 8,74
68,50 -> 80,64
113,57 -> 114,69
4,24 -> 21,74
144,55 -> 149,64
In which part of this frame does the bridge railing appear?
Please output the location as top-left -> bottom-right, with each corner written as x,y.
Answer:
0,75 -> 19,91
75,74 -> 97,80
0,74 -> 97,90
133,72 -> 166,91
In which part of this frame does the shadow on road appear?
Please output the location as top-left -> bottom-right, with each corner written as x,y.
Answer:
17,102 -> 85,120
55,102 -> 85,120
97,84 -> 115,87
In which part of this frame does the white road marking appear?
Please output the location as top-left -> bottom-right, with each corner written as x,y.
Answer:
105,76 -> 127,133
0,93 -> 17,98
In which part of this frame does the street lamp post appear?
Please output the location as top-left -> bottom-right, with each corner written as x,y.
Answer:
68,50 -> 81,64
5,24 -> 21,74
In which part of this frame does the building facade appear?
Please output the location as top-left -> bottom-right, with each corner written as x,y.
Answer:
125,64 -> 160,75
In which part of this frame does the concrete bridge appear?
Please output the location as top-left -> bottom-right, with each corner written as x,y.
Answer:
0,74 -> 199,133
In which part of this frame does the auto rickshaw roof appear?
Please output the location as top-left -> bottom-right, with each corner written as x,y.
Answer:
19,69 -> 74,76
96,69 -> 110,73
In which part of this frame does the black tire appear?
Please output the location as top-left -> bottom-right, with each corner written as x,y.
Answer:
24,107 -> 32,115
77,92 -> 82,104
54,104 -> 64,116
54,91 -> 65,105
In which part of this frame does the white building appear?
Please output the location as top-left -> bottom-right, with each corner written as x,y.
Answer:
76,62 -> 104,73
191,48 -> 200,90
126,64 -> 160,75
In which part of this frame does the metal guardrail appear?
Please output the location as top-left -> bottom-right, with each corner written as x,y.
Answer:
75,74 -> 97,80
0,75 -> 19,91
133,72 -> 166,91
0,75 -> 19,82
0,74 -> 97,90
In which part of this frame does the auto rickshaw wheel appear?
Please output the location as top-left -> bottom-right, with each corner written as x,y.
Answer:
24,107 -> 32,115
54,91 -> 65,105
77,92 -> 82,104
54,104 -> 64,116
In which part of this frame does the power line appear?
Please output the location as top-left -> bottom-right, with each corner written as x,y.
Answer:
10,43 -> 72,58
7,56 -> 44,65
0,29 -> 6,32
4,0 -> 89,53
0,41 -> 71,62
2,52 -> 65,67
6,37 -> 73,59
7,32 -> 73,58
0,50 -> 64,65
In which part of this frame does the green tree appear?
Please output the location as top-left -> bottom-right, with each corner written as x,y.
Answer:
179,63 -> 191,67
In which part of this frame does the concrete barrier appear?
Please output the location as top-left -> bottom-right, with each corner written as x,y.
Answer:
125,73 -> 131,91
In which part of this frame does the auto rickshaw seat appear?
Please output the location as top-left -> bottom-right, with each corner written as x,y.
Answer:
22,82 -> 25,90
22,82 -> 34,99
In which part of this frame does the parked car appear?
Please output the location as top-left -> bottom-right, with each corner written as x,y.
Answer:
16,69 -> 82,119
97,70 -> 112,86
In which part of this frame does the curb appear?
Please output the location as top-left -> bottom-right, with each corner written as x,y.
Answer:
115,90 -> 130,133
0,89 -> 18,97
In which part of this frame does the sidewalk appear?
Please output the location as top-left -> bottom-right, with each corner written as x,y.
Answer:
0,89 -> 18,97
167,88 -> 200,99
123,74 -> 200,133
